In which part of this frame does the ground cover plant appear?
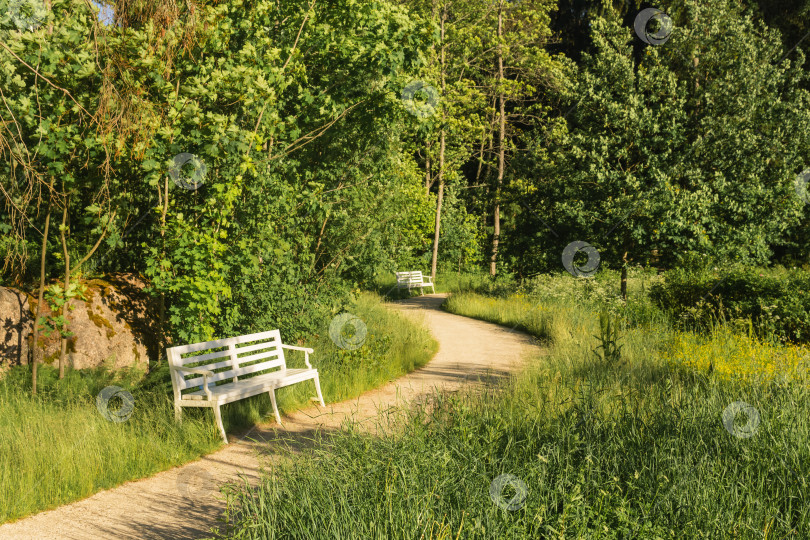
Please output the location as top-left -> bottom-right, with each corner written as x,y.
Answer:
0,292 -> 437,523
216,272 -> 808,538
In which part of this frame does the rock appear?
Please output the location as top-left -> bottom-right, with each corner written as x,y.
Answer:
0,287 -> 33,366
0,274 -> 159,372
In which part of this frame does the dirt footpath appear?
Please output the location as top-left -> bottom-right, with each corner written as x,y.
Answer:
0,294 -> 543,540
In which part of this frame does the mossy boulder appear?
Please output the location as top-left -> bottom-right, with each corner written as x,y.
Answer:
0,273 -> 159,372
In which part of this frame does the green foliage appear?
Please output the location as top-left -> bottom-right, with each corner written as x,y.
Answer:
2,0 -> 807,349
435,187 -> 485,273
510,0 -> 810,277
0,0 -> 443,347
38,281 -> 88,339
650,265 -> 810,344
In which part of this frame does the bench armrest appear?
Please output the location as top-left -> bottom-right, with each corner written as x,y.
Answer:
171,366 -> 214,399
281,344 -> 315,369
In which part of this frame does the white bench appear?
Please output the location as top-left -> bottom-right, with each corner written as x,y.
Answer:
394,271 -> 436,295
167,329 -> 325,443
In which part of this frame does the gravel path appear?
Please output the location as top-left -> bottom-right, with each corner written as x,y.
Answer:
0,294 -> 543,539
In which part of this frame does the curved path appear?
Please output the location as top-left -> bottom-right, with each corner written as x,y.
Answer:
0,294 -> 543,539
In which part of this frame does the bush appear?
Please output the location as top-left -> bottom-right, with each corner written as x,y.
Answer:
649,266 -> 810,344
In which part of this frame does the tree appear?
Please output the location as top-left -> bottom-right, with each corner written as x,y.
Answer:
1,0 -> 438,361
516,0 -> 810,294
0,0 -> 123,378
466,0 -> 561,276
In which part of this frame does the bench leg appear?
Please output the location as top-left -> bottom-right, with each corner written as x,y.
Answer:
212,403 -> 228,444
174,401 -> 182,422
268,388 -> 282,425
313,374 -> 326,407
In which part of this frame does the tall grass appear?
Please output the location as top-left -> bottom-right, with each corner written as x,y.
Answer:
0,292 -> 437,523
0,367 -> 219,524
216,277 -> 809,538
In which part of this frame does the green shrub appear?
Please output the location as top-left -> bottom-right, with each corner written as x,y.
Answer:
649,266 -> 810,344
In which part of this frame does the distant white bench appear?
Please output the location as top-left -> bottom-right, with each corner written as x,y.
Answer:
167,329 -> 325,443
394,271 -> 436,295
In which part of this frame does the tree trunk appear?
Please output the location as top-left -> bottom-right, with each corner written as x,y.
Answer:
58,202 -> 69,379
620,247 -> 629,301
474,130 -> 486,186
424,139 -> 432,196
482,118 -> 494,233
429,6 -> 447,282
158,175 -> 170,355
31,4 -> 55,391
31,190 -> 53,395
430,132 -> 445,281
490,6 -> 506,277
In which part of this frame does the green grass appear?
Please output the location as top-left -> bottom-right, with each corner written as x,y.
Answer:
0,292 -> 437,524
215,275 -> 809,539
0,365 -> 219,525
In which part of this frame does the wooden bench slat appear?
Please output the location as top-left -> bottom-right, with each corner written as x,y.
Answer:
178,349 -> 232,365
233,341 -> 281,355
180,368 -> 238,389
172,330 -> 281,357
181,369 -> 313,400
235,358 -> 286,377
180,357 -> 233,373
235,349 -> 283,365
178,358 -> 283,390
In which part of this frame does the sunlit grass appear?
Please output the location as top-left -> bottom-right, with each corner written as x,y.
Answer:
0,378 -> 218,524
0,292 -> 437,524
215,279 -> 809,538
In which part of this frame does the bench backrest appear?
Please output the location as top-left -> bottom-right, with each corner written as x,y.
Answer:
167,329 -> 286,399
395,271 -> 425,284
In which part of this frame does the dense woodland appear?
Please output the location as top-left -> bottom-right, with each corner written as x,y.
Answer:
1,0 -> 809,355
